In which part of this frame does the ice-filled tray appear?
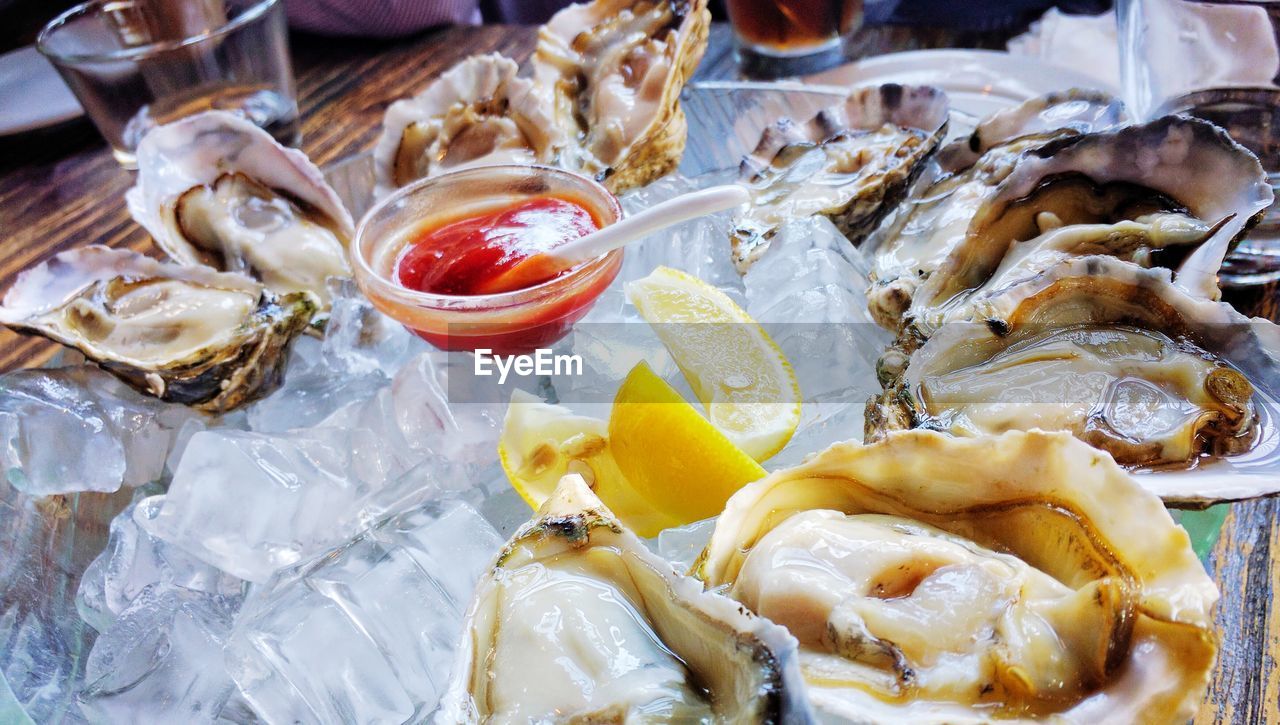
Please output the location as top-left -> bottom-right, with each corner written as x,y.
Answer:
0,82 -> 1257,723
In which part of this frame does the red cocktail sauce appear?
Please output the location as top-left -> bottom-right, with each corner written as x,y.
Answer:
389,193 -> 618,354
395,195 -> 602,296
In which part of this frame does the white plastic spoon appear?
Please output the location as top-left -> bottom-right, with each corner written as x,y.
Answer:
475,184 -> 751,294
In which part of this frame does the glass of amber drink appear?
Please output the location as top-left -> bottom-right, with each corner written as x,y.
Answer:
726,0 -> 864,78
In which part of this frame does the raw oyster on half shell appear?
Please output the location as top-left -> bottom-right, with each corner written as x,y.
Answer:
867,256 -> 1280,481
372,53 -> 564,196
127,110 -> 353,318
532,0 -> 712,193
0,246 -> 314,412
731,84 -> 949,273
935,89 -> 1126,172
868,90 -> 1126,329
698,430 -> 1219,723
906,116 -> 1272,334
435,474 -> 812,723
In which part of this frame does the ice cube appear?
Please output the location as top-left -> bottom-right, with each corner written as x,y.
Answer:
143,425 -> 453,583
387,352 -> 503,466
77,584 -> 239,724
743,216 -> 880,325
0,366 -> 200,496
2,477 -> 138,723
550,322 -> 676,406
617,173 -> 744,295
475,485 -> 537,538
321,278 -> 423,378
653,517 -> 718,574
744,217 -> 890,404
165,417 -> 209,477
226,500 -> 502,724
246,335 -> 388,434
768,397 -> 867,470
77,496 -> 244,633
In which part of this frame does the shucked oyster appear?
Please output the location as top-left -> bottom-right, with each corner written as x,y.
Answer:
0,246 -> 314,412
373,53 -> 564,196
869,90 -> 1125,328
934,89 -> 1126,172
436,475 -> 812,723
532,0 -> 712,193
731,84 -> 949,273
868,256 -> 1280,479
698,430 -> 1219,723
907,116 -> 1273,334
127,111 -> 353,317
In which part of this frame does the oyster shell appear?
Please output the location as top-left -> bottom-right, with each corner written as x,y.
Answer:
867,134 -> 1065,329
126,110 -> 353,317
731,84 -> 949,273
868,256 -> 1280,484
935,89 -> 1126,172
698,430 -> 1219,723
435,474 -> 812,723
372,53 -> 564,196
869,90 -> 1126,328
907,116 -> 1273,334
531,0 -> 712,193
0,246 -> 315,412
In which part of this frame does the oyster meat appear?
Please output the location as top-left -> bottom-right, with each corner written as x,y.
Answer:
731,84 -> 949,273
907,116 -> 1273,334
127,110 -> 353,317
698,430 -> 1219,723
868,90 -> 1125,329
867,256 -> 1280,482
436,474 -> 812,723
0,246 -> 314,412
532,0 -> 712,193
373,53 -> 564,196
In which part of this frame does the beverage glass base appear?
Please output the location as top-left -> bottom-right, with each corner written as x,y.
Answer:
734,38 -> 847,79
39,0 -> 298,167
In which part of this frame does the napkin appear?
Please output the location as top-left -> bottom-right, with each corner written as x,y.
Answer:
1007,9 -> 1120,88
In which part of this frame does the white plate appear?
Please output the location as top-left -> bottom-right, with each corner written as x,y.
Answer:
806,48 -> 1120,120
0,46 -> 84,136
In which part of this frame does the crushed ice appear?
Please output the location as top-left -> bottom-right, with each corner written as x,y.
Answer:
0,174 -> 893,722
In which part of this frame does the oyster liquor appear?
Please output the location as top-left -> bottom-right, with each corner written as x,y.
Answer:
474,348 -> 583,383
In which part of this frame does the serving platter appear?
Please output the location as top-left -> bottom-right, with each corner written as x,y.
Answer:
1,55 -> 1275,723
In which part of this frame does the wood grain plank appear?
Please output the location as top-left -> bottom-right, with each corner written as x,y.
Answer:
1197,498 -> 1280,724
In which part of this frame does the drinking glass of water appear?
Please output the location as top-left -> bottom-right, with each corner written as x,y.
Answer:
727,0 -> 865,78
1118,0 -> 1280,283
38,0 -> 299,168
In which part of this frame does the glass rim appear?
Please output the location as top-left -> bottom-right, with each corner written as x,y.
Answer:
37,0 -> 279,65
351,164 -> 625,310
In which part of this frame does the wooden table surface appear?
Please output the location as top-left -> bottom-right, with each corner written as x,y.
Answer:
0,21 -> 1276,723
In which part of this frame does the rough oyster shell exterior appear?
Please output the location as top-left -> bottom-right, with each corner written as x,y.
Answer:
435,474 -> 813,723
0,246 -> 314,413
532,0 -> 712,193
731,83 -> 949,273
126,110 -> 353,318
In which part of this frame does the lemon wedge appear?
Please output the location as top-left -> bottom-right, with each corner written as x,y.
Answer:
609,362 -> 766,523
626,266 -> 801,461
498,390 -> 680,537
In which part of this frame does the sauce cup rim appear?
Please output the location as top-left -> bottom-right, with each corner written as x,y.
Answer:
350,164 -> 625,312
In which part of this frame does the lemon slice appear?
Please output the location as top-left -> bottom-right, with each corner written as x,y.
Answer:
498,390 -> 679,537
609,362 -> 766,523
626,266 -> 801,461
